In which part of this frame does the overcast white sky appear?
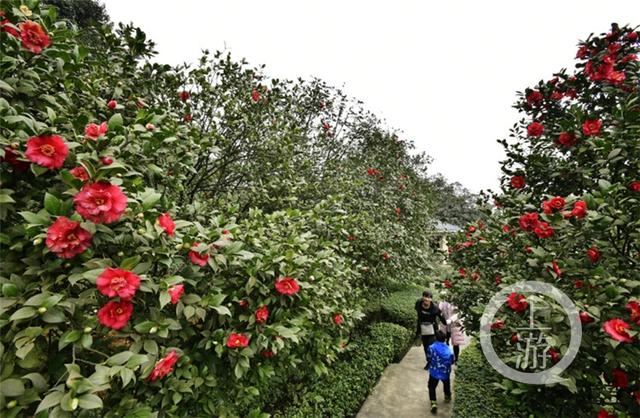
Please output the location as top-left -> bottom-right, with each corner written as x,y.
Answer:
102,0 -> 640,193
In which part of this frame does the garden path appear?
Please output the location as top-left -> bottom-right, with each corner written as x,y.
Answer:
356,338 -> 468,418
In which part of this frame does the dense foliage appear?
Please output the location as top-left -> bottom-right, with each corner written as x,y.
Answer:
274,322 -> 413,418
0,1 -> 443,416
447,23 -> 640,418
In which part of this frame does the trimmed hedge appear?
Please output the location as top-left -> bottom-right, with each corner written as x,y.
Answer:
380,286 -> 441,331
452,339 -> 514,418
274,322 -> 413,418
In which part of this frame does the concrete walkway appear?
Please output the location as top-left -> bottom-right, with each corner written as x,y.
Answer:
356,343 -> 463,418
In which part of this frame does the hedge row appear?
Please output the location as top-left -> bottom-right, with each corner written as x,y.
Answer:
452,339 -> 514,418
274,322 -> 413,418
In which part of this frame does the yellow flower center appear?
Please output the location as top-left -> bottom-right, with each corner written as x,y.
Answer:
40,144 -> 55,156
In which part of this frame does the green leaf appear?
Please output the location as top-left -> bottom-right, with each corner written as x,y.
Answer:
212,306 -> 231,317
9,307 -> 37,321
1,378 -> 25,396
159,291 -> 171,309
77,393 -> 103,410
126,354 -> 149,368
107,351 -> 134,366
58,330 -> 83,350
120,255 -> 141,271
140,189 -> 162,211
607,148 -> 621,159
36,391 -> 64,413
0,79 -> 15,93
19,211 -> 49,225
44,193 -> 62,215
108,113 -> 123,131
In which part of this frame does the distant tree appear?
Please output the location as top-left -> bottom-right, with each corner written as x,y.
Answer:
428,174 -> 482,226
42,0 -> 109,28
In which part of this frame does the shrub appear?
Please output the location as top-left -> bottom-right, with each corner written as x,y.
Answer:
274,322 -> 412,418
448,23 -> 640,417
452,340 -> 513,418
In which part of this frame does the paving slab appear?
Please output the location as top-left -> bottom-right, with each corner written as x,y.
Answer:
357,339 -> 468,418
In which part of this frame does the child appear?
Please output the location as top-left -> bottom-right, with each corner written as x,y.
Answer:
427,330 -> 455,414
450,307 -> 465,364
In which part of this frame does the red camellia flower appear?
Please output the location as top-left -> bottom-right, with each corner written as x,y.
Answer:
275,276 -> 300,295
333,313 -> 344,325
490,320 -> 505,330
579,311 -> 593,324
507,292 -> 528,313
526,90 -> 543,106
382,251 -> 391,261
519,213 -> 539,231
627,300 -> 640,325
458,268 -> 466,278
471,272 -> 480,281
347,235 -> 356,241
96,268 -> 140,300
168,284 -> 184,304
255,305 -> 269,324
227,333 -> 249,348
629,181 -> 640,192
158,213 -> 176,236
443,279 -> 452,288
603,318 -> 634,343
0,11 -> 19,37
551,260 -> 561,277
621,53 -> 638,64
107,100 -> 117,109
395,207 -> 401,217
238,299 -> 249,309
587,246 -> 600,263
70,166 -> 89,181
179,91 -> 190,101
145,123 -> 155,131
510,175 -> 525,190
100,156 -> 113,166
611,368 -> 629,389
1,147 -> 29,172
84,122 -> 108,140
261,350 -> 275,358
549,91 -> 563,101
46,216 -> 92,259
548,348 -> 560,364
597,409 -> 615,418
502,225 -> 510,233
148,350 -> 180,382
556,132 -> 577,147
527,122 -> 544,137
574,279 -> 584,289
627,31 -> 639,42
576,45 -> 590,59
495,275 -> 502,285
25,135 -> 68,169
582,119 -> 602,136
97,300 -> 133,330
251,89 -> 260,102
533,221 -> 554,239
366,168 -> 380,176
74,182 -> 127,224
569,200 -> 588,218
188,243 -> 209,266
19,21 -> 51,54
542,196 -> 565,214
510,333 -> 519,344
183,114 -> 193,122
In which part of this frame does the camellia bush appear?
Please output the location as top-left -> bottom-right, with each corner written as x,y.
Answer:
446,24 -> 640,418
0,1 -> 445,417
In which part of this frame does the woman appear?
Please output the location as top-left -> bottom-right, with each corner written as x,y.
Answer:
415,290 -> 448,370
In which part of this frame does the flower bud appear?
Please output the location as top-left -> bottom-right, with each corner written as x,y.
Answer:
38,307 -> 47,314
117,251 -> 124,256
84,326 -> 92,333
149,326 -> 158,334
70,398 -> 79,410
137,228 -> 145,235
7,400 -> 17,408
145,123 -> 155,131
10,142 -> 20,149
33,238 -> 43,246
